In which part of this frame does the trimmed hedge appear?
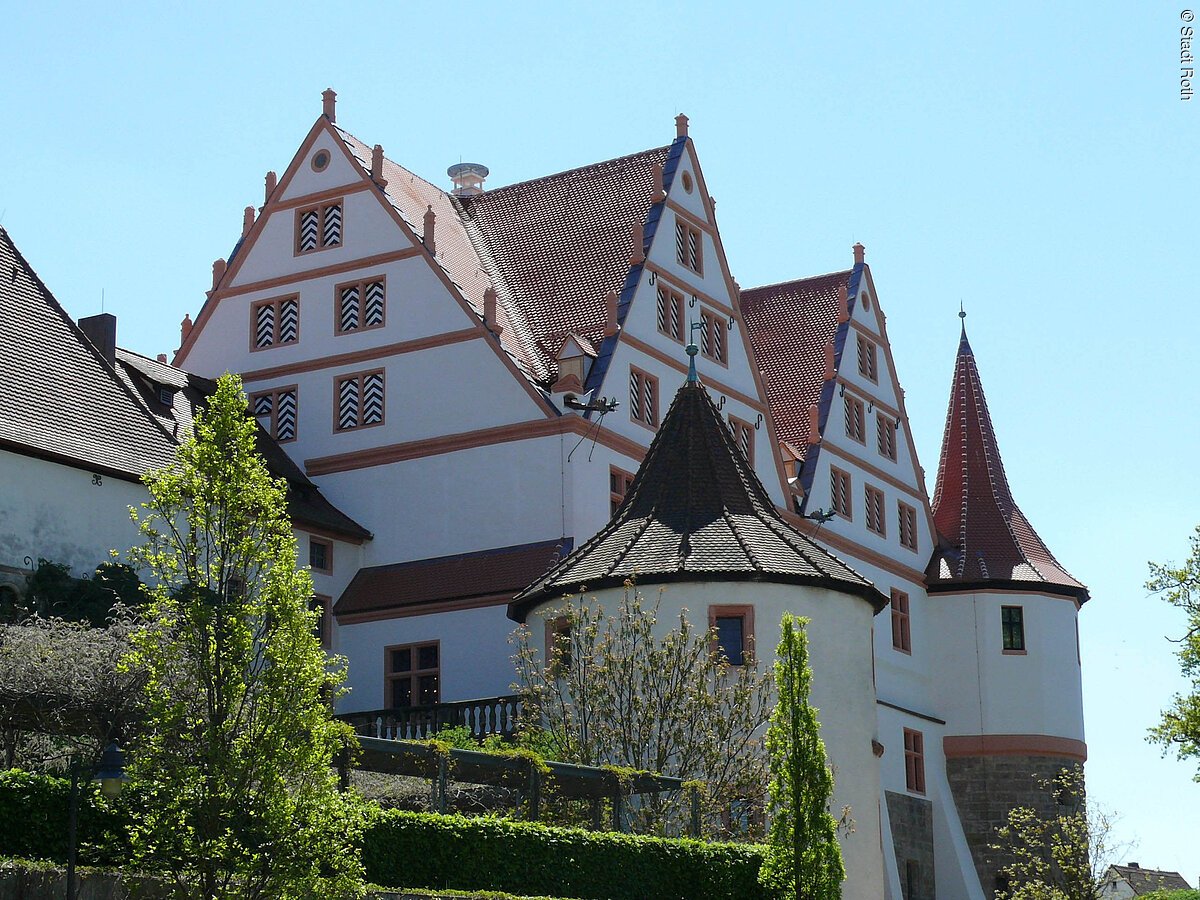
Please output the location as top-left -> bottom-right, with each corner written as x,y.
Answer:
363,809 -> 768,900
0,771 -> 769,900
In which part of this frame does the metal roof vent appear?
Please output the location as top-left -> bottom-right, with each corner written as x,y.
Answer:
448,162 -> 489,197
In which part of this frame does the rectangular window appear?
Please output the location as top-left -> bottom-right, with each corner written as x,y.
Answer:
656,286 -> 684,342
609,466 -> 636,515
877,412 -> 897,461
1002,606 -> 1026,653
309,536 -> 333,574
675,219 -> 702,273
844,394 -> 865,443
629,366 -> 659,429
865,484 -> 886,536
857,334 -> 878,382
904,860 -> 920,900
251,386 -> 298,442
830,467 -> 852,519
386,641 -> 440,708
295,200 -> 343,254
898,502 -> 918,552
335,369 -> 385,431
700,308 -> 727,364
311,594 -> 331,650
904,728 -> 925,793
546,616 -> 572,678
891,589 -> 911,653
709,605 -> 754,667
729,416 -> 754,465
336,276 -> 386,334
251,296 -> 300,350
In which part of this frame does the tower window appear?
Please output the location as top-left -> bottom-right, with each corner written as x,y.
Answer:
709,605 -> 754,667
1002,606 -> 1026,653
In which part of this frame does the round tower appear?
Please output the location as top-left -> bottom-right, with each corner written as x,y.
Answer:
926,322 -> 1090,895
510,371 -> 889,897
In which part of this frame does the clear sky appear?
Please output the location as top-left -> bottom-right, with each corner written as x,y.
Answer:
3,0 -> 1197,879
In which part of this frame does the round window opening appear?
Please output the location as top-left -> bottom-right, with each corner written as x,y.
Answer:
311,150 -> 331,172
681,171 -> 693,193
861,291 -> 871,311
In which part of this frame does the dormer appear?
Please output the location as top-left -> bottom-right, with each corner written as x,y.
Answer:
551,335 -> 597,408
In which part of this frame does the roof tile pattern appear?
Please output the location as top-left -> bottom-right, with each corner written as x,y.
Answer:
511,379 -> 884,618
1108,864 -> 1192,894
927,328 -> 1088,601
740,270 -> 855,461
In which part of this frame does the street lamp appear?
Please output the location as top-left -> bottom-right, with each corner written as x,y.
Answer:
66,741 -> 127,899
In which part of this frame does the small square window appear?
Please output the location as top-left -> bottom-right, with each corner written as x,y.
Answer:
629,366 -> 659,429
309,536 -> 333,574
844,395 -> 865,443
1002,606 -> 1026,653
387,641 -> 439,709
251,296 -> 300,350
865,484 -> 886,536
336,276 -> 386,334
296,200 -> 343,254
250,387 -> 298,442
335,370 -> 385,431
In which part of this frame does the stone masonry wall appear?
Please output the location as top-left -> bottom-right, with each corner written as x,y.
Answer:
886,790 -> 936,899
945,754 -> 1082,896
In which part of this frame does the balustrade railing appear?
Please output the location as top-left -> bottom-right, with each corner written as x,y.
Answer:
339,694 -> 522,742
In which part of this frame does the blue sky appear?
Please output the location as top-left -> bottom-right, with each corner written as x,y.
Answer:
3,1 -> 1198,879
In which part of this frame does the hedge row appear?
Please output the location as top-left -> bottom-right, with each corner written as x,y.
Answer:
0,771 -> 769,900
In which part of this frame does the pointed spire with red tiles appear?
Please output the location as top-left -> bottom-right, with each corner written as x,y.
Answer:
926,320 -> 1089,602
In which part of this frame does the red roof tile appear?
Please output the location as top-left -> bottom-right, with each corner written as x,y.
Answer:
926,328 -> 1088,601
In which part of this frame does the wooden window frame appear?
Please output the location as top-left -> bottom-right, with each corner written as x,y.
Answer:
249,295 -> 300,351
830,466 -> 852,520
1002,605 -> 1027,654
675,219 -> 703,274
311,593 -> 332,651
857,334 -> 878,382
865,484 -> 886,536
891,589 -> 911,654
294,199 -> 344,256
903,728 -> 926,794
335,275 -> 387,335
629,365 -> 660,430
385,640 -> 441,709
655,285 -> 685,343
844,394 -> 866,443
700,308 -> 728,366
545,616 -> 572,679
309,536 -> 333,574
250,385 -> 299,443
609,466 -> 636,515
334,368 -> 386,432
898,501 -> 918,552
877,412 -> 897,461
708,604 -> 755,667
728,415 -> 754,465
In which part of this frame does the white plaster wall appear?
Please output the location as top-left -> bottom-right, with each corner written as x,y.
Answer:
278,129 -> 367,203
0,451 -> 148,575
336,603 -> 520,711
928,591 -> 1085,741
525,580 -> 885,900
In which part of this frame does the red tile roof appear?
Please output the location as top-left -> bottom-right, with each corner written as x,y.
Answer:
511,379 -> 884,620
335,539 -> 570,618
740,270 -> 855,461
927,328 -> 1088,601
1107,864 -> 1192,893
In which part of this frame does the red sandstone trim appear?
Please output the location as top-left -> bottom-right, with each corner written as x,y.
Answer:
942,735 -> 1087,761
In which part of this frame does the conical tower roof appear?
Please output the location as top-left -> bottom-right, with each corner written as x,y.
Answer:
510,377 -> 885,620
927,325 -> 1088,602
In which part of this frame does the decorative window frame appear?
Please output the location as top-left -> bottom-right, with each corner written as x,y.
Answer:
877,412 -> 898,461
1002,605 -> 1027,654
675,218 -> 703,275
309,536 -> 333,574
384,640 -> 441,709
857,333 -> 878,382
830,466 -> 852,520
699,308 -> 728,366
294,199 -> 344,256
891,589 -> 911,654
249,295 -> 300,351
844,394 -> 866,444
334,368 -> 386,432
545,616 -> 572,679
903,728 -> 926,794
655,285 -> 685,343
335,275 -> 387,335
708,604 -> 755,667
609,465 -> 636,515
629,365 -> 660,430
250,385 -> 299,443
898,501 -> 919,551
311,593 -> 332,650
865,484 -> 886,536
729,415 -> 754,465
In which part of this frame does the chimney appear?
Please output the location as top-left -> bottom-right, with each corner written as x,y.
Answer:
156,353 -> 168,363
853,241 -> 866,265
79,313 -> 117,365
675,113 -> 689,138
629,222 -> 645,265
371,145 -> 388,187
808,404 -> 821,444
824,341 -> 835,379
604,291 -> 620,337
265,171 -> 277,203
423,206 -> 436,255
322,88 -> 337,122
211,258 -> 226,292
448,163 -> 489,197
180,313 -> 193,345
483,287 -> 502,334
837,284 -> 850,323
651,162 -> 665,202
242,206 -> 255,237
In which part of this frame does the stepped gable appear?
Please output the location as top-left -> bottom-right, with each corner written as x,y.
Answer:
0,227 -> 178,480
510,377 -> 885,620
740,268 -> 856,461
926,325 -> 1088,602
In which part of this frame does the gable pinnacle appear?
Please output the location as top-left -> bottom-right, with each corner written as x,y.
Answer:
853,242 -> 866,265
675,113 -> 689,139
322,88 -> 337,122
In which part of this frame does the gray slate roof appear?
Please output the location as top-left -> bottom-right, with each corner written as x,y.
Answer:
510,379 -> 885,620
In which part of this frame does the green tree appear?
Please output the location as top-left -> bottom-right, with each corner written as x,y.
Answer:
1147,524 -> 1200,774
125,373 -> 365,899
759,613 -> 843,899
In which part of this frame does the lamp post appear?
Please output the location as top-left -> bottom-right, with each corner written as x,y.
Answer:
65,740 -> 126,899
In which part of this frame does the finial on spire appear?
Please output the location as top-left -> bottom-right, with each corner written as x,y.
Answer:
686,321 -> 701,384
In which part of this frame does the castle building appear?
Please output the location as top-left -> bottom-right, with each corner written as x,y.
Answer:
1,90 -> 1089,899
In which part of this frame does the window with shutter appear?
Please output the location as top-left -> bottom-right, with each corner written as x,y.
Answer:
250,296 -> 300,350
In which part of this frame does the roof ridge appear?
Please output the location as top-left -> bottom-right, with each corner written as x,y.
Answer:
469,144 -> 674,200
742,268 -> 854,295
